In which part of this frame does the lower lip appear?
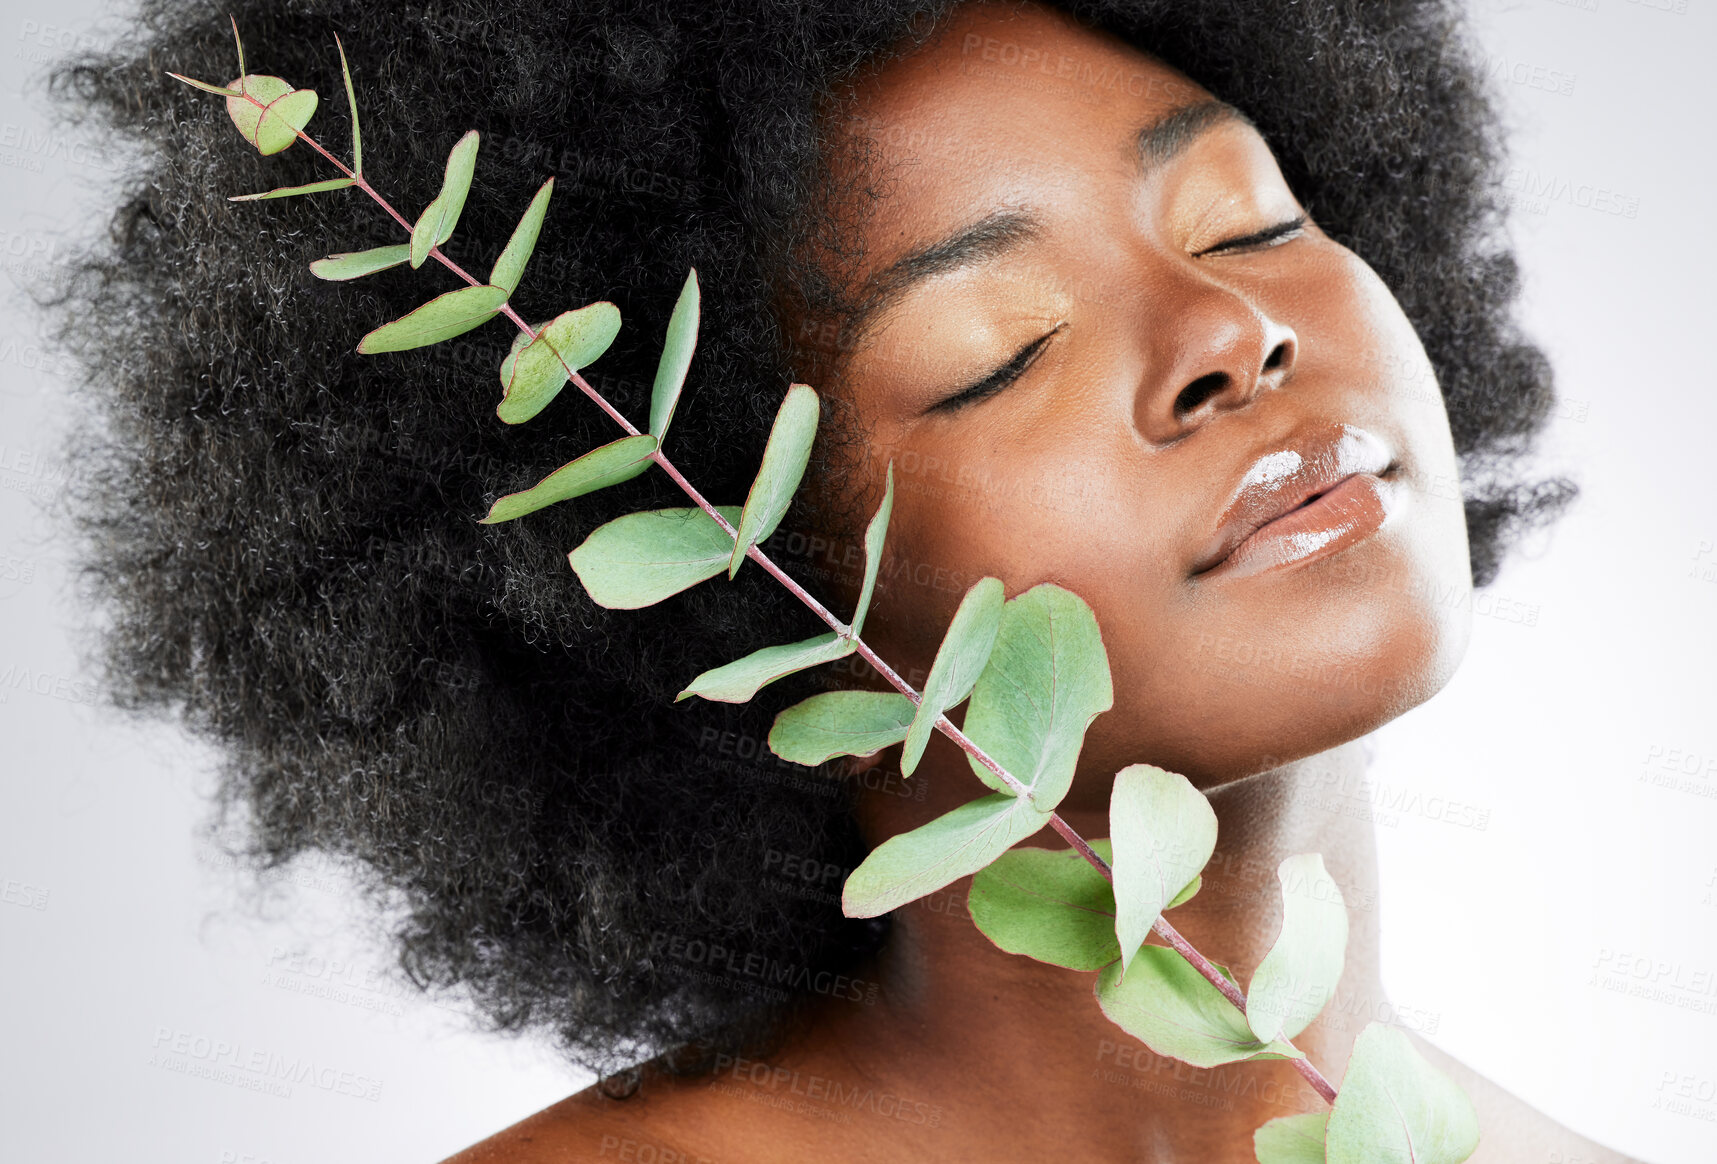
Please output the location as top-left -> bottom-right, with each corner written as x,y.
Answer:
1203,473 -> 1401,580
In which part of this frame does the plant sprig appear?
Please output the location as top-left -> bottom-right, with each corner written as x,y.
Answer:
167,23 -> 1484,1163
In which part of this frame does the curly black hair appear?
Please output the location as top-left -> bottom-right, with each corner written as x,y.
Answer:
42,0 -> 1573,1079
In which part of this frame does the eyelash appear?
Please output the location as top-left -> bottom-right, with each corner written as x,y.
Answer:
929,215 -> 1307,414
1194,213 -> 1309,257
930,325 -> 1062,414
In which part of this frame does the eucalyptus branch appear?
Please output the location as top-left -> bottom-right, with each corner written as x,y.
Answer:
164,21 -> 1489,1161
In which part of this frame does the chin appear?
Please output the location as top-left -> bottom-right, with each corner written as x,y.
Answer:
1076,540 -> 1476,798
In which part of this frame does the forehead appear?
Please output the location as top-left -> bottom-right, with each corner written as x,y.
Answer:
824,3 -> 1221,311
832,6 -> 1210,252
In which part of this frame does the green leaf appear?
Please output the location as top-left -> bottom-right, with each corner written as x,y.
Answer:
166,72 -> 241,98
1247,853 -> 1349,1044
1255,1113 -> 1329,1164
310,244 -> 411,281
225,75 -> 318,155
498,325 -> 540,391
900,576 -> 1005,777
481,434 -> 657,525
1110,763 -> 1218,978
568,505 -> 744,610
849,462 -> 894,638
229,15 -> 247,76
650,269 -> 699,444
677,632 -> 856,704
728,383 -> 820,579
843,791 -> 1052,918
489,178 -> 554,295
967,841 -> 1119,971
334,33 -> 361,174
1094,949 -> 1301,1069
410,129 -> 480,268
229,176 -> 355,202
1325,1024 -> 1479,1164
497,302 -> 623,424
357,283 -> 509,354
768,690 -> 915,766
961,582 -> 1112,810
1167,873 -> 1202,910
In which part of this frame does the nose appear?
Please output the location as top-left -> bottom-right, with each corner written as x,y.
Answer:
1131,280 -> 1297,445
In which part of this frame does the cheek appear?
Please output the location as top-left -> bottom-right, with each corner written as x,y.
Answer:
853,415 -> 1186,691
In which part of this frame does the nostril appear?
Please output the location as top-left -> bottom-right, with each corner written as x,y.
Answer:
1174,372 -> 1228,417
1263,341 -> 1290,371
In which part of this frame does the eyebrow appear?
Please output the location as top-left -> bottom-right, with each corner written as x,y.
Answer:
850,99 -> 1247,336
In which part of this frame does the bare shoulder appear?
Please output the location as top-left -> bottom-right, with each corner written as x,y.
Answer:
1408,1032 -> 1649,1164
434,1066 -> 784,1164
435,1036 -> 1651,1164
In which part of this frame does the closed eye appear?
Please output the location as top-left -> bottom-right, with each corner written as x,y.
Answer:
1193,213 -> 1308,257
926,324 -> 1064,415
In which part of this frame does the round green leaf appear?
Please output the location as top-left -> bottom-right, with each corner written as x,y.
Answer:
1110,763 -> 1218,978
900,576 -> 1006,777
1324,1024 -> 1479,1164
650,269 -> 699,445
310,245 -> 411,281
968,842 -> 1119,971
481,434 -> 657,524
960,582 -> 1113,810
357,283 -> 508,354
728,383 -> 820,578
410,129 -> 480,268
224,75 -> 317,155
567,505 -> 743,610
1094,948 -> 1301,1070
1247,853 -> 1350,1044
848,462 -> 895,638
842,792 -> 1051,919
768,690 -> 915,767
489,178 -> 554,295
677,632 -> 855,704
1255,1113 -> 1329,1164
497,303 -> 623,424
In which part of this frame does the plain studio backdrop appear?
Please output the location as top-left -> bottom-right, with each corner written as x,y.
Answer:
2,0 -> 1712,1160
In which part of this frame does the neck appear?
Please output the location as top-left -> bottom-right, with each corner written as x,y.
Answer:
801,738 -> 1387,1152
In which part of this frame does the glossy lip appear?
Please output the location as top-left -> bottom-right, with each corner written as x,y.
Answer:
1191,421 -> 1401,580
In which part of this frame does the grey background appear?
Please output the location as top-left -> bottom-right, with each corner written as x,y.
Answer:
2,0 -> 1713,1160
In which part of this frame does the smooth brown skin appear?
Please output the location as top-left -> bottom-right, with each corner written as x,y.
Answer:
446,5 -> 1638,1161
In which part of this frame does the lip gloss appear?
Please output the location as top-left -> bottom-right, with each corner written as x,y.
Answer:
1209,472 -> 1400,579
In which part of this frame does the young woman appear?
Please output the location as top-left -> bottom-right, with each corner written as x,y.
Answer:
51,0 -> 1632,1159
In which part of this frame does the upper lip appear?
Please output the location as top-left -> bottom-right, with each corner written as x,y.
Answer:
1192,421 -> 1395,575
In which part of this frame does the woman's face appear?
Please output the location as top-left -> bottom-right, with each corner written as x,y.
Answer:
805,2 -> 1473,799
